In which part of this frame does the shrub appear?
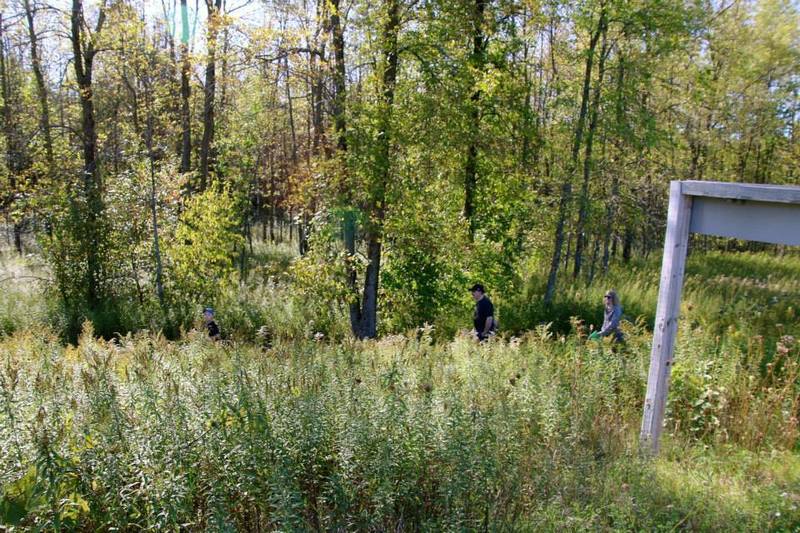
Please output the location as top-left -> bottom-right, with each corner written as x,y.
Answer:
165,184 -> 246,327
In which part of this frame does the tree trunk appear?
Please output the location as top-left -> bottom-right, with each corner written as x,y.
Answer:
144,61 -> 165,305
520,6 -> 532,169
543,5 -> 605,304
284,54 -> 298,167
622,228 -> 632,263
354,0 -> 399,339
0,14 -> 24,254
310,6 -> 325,156
463,0 -> 488,241
199,0 -> 222,189
22,0 -> 53,171
179,0 -> 192,173
328,0 -> 360,335
299,213 -> 308,255
220,26 -> 229,116
71,0 -> 107,307
573,21 -> 608,279
602,53 -> 625,275
269,150 -> 276,242
12,224 -> 22,254
330,0 -> 347,152
587,233 -> 600,284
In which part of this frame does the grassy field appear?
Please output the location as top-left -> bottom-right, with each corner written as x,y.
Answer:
0,246 -> 799,530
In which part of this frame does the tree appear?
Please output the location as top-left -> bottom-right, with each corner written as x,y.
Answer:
573,17 -> 608,279
0,12 -> 30,254
349,0 -> 401,338
69,0 -> 108,307
544,3 -> 606,305
22,0 -> 53,171
463,0 -> 489,241
199,0 -> 223,189
179,0 -> 192,173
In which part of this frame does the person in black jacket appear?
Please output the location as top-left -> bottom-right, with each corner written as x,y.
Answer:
470,284 -> 496,341
203,307 -> 221,341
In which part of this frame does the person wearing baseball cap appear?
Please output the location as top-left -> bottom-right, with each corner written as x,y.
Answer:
203,307 -> 221,341
470,283 -> 495,341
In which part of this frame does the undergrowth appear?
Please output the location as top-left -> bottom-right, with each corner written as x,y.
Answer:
0,247 -> 798,530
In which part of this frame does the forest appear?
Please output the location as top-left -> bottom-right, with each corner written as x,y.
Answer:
0,0 -> 799,529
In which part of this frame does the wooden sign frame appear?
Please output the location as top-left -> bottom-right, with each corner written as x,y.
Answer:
640,180 -> 800,454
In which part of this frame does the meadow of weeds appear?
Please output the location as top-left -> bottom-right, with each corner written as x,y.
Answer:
0,245 -> 799,530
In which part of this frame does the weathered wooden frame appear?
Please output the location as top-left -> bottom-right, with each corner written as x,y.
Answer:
640,180 -> 800,454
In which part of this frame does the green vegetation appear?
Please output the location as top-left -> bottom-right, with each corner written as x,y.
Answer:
0,0 -> 798,527
1,246 -> 798,530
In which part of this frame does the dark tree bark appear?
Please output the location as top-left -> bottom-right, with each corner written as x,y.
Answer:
520,6 -> 532,169
308,0 -> 327,157
141,50 -> 165,305
463,0 -> 488,241
328,0 -> 361,335
0,14 -> 26,253
199,0 -> 222,189
269,150 -> 276,242
70,0 -> 107,306
588,233 -> 601,283
179,0 -> 192,173
602,53 -> 625,275
310,35 -> 325,154
352,0 -> 399,339
284,54 -> 298,167
220,26 -> 230,115
330,0 -> 347,152
622,227 -> 632,262
22,0 -> 53,171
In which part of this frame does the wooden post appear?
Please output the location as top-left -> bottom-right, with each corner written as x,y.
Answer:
640,181 -> 692,454
639,180 -> 800,455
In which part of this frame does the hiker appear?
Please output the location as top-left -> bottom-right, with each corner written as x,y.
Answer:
203,307 -> 221,341
588,290 -> 624,343
470,284 -> 496,341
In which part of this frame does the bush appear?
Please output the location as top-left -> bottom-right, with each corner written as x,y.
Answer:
166,184 -> 246,316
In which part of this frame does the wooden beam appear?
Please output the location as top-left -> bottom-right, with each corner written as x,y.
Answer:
681,181 -> 800,205
640,181 -> 692,454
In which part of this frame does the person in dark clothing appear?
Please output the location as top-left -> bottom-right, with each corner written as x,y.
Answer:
588,290 -> 624,343
203,307 -> 221,341
470,284 -> 496,341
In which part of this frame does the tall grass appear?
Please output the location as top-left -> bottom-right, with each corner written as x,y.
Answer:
0,319 -> 797,529
0,250 -> 49,337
